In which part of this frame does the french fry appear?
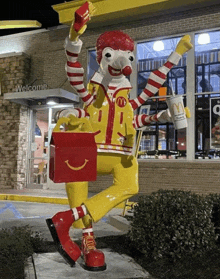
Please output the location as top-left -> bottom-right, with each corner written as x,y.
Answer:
73,1 -> 95,32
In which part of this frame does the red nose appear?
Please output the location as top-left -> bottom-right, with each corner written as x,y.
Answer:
122,66 -> 132,76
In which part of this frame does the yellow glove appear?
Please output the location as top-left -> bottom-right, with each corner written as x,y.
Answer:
69,24 -> 87,42
53,115 -> 93,133
175,35 -> 193,56
184,107 -> 191,118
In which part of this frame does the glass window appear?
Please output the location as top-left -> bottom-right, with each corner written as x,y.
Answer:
195,30 -> 220,160
88,50 -> 99,81
137,36 -> 187,159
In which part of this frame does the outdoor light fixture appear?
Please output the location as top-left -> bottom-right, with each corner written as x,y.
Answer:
0,20 -> 42,29
153,41 -> 164,51
198,33 -> 210,45
46,97 -> 59,105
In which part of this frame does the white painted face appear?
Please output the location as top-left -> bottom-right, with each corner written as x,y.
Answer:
99,47 -> 135,77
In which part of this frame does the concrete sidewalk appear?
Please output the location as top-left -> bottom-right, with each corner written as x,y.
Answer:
0,189 -> 152,279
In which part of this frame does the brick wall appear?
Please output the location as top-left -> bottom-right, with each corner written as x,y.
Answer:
0,53 -> 30,189
89,160 -> 220,196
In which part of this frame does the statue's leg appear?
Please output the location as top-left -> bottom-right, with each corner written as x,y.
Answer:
66,181 -> 92,229
84,154 -> 139,223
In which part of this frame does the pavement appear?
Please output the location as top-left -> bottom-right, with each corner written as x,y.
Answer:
0,188 -> 152,279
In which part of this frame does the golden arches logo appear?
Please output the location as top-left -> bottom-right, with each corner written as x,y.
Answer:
172,102 -> 184,114
116,96 -> 127,108
65,159 -> 89,171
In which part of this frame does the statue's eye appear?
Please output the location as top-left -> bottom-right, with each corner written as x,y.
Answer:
105,53 -> 112,58
129,56 -> 134,62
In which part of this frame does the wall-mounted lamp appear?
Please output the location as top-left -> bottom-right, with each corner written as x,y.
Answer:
198,33 -> 210,45
153,41 -> 164,51
46,97 -> 59,105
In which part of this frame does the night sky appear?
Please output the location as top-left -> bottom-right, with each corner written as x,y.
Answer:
0,0 -> 66,36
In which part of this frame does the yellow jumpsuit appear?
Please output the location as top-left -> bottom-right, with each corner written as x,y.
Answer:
66,79 -> 139,228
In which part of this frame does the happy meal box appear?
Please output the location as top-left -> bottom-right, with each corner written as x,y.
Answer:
49,117 -> 97,183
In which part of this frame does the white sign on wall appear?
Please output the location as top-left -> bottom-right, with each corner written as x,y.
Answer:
16,84 -> 48,92
210,97 -> 220,149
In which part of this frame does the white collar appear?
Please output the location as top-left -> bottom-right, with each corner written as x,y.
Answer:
90,70 -> 132,91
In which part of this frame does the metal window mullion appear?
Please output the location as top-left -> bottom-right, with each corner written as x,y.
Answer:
186,32 -> 195,160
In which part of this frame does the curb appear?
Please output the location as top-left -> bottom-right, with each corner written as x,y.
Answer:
0,194 -> 69,205
108,215 -> 131,232
0,194 -> 136,209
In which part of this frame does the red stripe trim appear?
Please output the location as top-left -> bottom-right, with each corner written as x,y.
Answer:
106,104 -> 115,144
137,96 -> 146,104
98,147 -> 132,153
108,86 -> 117,90
113,87 -> 132,98
164,61 -> 174,69
154,114 -> 158,122
77,88 -> 86,93
75,108 -> 81,118
153,69 -> 166,80
148,78 -> 162,89
117,132 -> 126,139
129,99 -> 138,110
67,72 -> 83,77
143,88 -> 154,97
141,114 -> 146,126
98,110 -> 102,122
97,143 -> 133,149
67,61 -> 82,68
120,112 -> 123,124
66,50 -> 78,57
82,94 -> 92,102
70,81 -> 84,86
94,130 -> 101,136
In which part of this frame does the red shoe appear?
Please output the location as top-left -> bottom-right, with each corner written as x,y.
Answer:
81,233 -> 106,271
46,210 -> 81,267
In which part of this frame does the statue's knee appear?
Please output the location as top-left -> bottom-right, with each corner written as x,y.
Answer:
127,182 -> 139,196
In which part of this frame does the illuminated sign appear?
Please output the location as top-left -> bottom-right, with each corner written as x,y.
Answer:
16,84 -> 48,92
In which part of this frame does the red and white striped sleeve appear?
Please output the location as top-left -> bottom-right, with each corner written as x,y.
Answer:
65,37 -> 94,106
129,51 -> 182,111
133,114 -> 158,129
56,108 -> 89,120
133,109 -> 172,129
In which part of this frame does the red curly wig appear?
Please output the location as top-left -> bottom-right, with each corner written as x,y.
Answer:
96,30 -> 134,64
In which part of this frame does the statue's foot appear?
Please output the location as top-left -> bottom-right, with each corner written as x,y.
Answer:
46,210 -> 81,266
81,233 -> 106,271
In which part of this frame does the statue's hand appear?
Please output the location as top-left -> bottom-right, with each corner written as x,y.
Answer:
69,24 -> 87,42
184,107 -> 191,118
175,35 -> 193,56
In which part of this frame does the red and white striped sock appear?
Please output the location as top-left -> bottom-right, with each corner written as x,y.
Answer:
83,225 -> 94,237
72,205 -> 88,221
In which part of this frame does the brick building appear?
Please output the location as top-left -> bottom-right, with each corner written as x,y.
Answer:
0,1 -> 220,194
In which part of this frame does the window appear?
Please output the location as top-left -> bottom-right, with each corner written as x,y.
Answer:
137,36 -> 187,159
195,30 -> 220,159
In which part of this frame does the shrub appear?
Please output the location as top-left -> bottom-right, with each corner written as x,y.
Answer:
128,189 -> 217,261
206,193 -> 220,243
0,225 -> 44,279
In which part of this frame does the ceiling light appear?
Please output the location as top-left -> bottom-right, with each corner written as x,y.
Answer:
46,97 -> 59,105
153,41 -> 164,51
198,33 -> 210,45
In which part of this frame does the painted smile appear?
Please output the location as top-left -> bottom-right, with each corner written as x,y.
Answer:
108,65 -> 122,76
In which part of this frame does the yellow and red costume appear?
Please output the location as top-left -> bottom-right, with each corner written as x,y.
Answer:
47,9 -> 192,270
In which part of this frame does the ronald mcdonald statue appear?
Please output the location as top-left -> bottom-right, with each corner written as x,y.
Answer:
47,2 -> 193,272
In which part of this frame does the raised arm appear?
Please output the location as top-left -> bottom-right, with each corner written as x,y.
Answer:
65,3 -> 95,107
130,35 -> 192,111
